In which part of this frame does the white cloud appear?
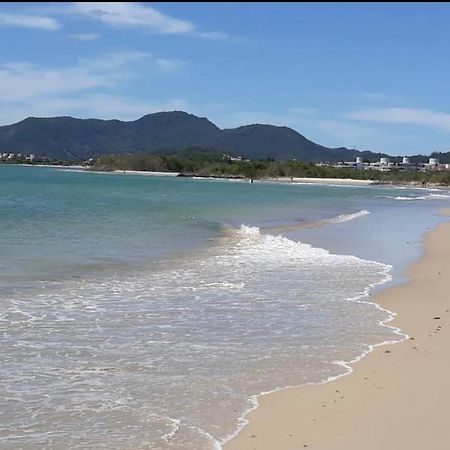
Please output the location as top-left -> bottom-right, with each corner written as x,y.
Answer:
0,62 -> 114,102
68,32 -> 101,40
0,12 -> 61,30
70,2 -> 193,33
78,50 -> 150,72
0,51 -> 185,104
344,107 -> 450,132
155,58 -> 185,72
69,2 -> 226,39
0,52 -> 151,103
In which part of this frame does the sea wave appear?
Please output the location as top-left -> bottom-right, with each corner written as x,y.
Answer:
216,223 -> 397,449
2,222 -> 397,450
320,209 -> 370,224
385,193 -> 450,201
262,209 -> 370,234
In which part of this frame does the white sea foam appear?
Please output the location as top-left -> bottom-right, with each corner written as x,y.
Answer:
216,232 -> 404,450
427,193 -> 450,199
386,193 -> 450,201
160,416 -> 182,442
216,226 -> 399,449
1,223 -> 401,450
322,209 -> 370,224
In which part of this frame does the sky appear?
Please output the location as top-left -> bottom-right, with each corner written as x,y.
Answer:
2,2 -> 450,155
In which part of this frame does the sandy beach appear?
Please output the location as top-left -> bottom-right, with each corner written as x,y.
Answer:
264,176 -> 377,186
111,170 -> 180,176
224,210 -> 450,450
80,169 -> 180,176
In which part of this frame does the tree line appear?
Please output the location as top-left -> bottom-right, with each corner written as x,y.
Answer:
90,149 -> 450,185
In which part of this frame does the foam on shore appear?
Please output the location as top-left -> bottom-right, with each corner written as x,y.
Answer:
1,220 -> 398,450
223,210 -> 450,450
385,193 -> 450,201
218,224 -> 400,449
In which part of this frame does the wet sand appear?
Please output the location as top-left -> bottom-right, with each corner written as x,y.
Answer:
267,176 -> 377,185
224,210 -> 450,450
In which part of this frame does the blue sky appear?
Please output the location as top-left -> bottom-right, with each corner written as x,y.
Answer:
2,2 -> 450,155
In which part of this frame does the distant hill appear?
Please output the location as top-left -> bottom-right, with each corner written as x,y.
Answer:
0,111 -> 398,162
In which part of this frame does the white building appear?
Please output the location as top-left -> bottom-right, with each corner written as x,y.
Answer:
429,158 -> 439,166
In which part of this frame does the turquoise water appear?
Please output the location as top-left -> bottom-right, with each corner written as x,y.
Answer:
1,165 -> 449,449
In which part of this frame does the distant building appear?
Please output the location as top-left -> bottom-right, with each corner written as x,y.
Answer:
366,157 -> 395,172
222,153 -> 250,162
421,157 -> 440,171
429,158 -> 439,166
317,155 -> 450,173
327,157 -> 369,170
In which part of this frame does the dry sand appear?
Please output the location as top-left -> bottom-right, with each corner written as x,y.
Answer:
224,211 -> 450,450
263,177 -> 377,185
112,170 -> 180,176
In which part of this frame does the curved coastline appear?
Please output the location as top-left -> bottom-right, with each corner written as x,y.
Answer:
223,209 -> 450,450
219,256 -> 404,449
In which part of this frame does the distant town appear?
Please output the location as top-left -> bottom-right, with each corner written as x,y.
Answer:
319,156 -> 449,172
1,152 -> 36,162
0,153 -> 92,166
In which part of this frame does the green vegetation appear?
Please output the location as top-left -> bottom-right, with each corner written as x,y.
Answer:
0,155 -> 88,166
91,150 -> 450,185
93,149 -> 229,174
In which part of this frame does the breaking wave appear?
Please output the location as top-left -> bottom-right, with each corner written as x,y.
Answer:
1,223 -> 398,450
386,193 -> 450,201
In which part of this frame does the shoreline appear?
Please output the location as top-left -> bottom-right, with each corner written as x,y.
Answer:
91,169 -> 180,177
6,165 -> 450,188
261,176 -> 378,186
224,209 -> 450,450
7,163 -> 88,169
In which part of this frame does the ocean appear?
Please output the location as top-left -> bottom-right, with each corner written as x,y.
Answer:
1,165 -> 449,449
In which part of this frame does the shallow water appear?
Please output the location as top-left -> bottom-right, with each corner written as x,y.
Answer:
1,166 -> 449,449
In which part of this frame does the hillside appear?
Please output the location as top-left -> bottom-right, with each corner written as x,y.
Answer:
0,111 -> 387,162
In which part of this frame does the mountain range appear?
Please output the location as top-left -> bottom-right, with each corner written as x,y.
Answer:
0,111 -> 443,162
